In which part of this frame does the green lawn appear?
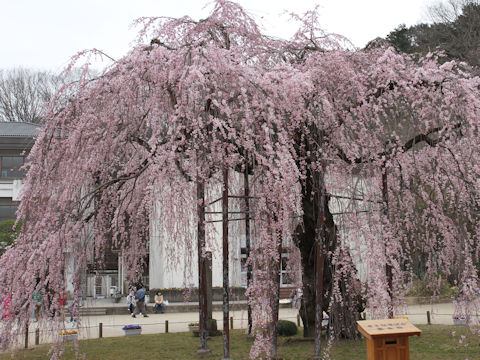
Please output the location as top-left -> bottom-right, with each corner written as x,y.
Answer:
1,325 -> 479,359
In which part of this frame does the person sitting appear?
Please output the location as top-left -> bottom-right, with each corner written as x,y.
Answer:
154,291 -> 165,314
126,289 -> 136,317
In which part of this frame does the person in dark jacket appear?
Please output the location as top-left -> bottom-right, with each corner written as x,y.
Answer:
133,285 -> 148,318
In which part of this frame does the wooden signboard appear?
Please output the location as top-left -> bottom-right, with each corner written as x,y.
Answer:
357,319 -> 421,360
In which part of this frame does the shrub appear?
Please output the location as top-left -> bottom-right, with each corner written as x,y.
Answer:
405,278 -> 452,297
277,320 -> 297,336
0,219 -> 21,255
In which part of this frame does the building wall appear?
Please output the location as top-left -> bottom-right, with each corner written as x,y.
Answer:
0,148 -> 30,221
147,171 -> 305,291
0,180 -> 23,201
149,176 -> 245,289
327,175 -> 375,282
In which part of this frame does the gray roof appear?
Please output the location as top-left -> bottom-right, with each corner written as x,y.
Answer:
0,122 -> 40,137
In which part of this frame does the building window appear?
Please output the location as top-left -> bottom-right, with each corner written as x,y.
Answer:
95,276 -> 103,297
0,204 -> 18,222
280,255 -> 294,286
0,156 -> 24,178
240,249 -> 294,287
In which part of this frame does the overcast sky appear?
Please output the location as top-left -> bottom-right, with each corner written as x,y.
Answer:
0,0 -> 438,72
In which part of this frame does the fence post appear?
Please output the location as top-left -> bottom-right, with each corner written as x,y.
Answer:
35,328 -> 40,345
230,316 -> 233,330
297,314 -> 301,327
99,322 -> 103,338
165,320 -> 169,333
427,311 -> 431,325
24,324 -> 29,349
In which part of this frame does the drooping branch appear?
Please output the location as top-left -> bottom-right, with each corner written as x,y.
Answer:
347,78 -> 446,114
336,122 -> 462,164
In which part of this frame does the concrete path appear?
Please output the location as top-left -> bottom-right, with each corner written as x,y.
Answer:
21,302 -> 468,347
77,307 -> 300,338
393,302 -> 459,324
23,307 -> 299,346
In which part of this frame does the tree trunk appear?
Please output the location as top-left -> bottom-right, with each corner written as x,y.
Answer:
296,170 -> 363,339
222,167 -> 230,359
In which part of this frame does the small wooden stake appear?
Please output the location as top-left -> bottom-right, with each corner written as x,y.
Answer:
24,324 -> 29,349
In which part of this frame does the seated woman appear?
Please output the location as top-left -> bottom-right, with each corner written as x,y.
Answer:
126,289 -> 136,317
154,291 -> 165,314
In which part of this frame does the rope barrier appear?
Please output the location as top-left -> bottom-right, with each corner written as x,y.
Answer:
394,312 -> 480,317
395,313 -> 426,316
12,308 -> 480,347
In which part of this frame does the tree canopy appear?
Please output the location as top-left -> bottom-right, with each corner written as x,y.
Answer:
0,1 -> 479,358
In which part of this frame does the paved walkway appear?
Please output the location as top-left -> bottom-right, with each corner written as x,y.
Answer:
21,302 -> 466,347
393,302 -> 460,324
24,307 -> 299,346
77,307 -> 299,338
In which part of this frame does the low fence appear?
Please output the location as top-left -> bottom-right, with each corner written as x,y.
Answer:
18,315 -> 301,349
15,311 -> 480,350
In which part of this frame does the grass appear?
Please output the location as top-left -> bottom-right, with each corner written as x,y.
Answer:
1,325 -> 479,359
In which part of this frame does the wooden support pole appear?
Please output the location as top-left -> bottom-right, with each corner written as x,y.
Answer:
197,179 -> 209,354
165,320 -> 169,333
427,311 -> 431,325
35,329 -> 40,345
313,163 -> 326,358
99,322 -> 103,338
297,314 -> 301,327
222,166 -> 231,360
382,164 -> 394,319
244,161 -> 253,337
230,316 -> 233,330
270,227 -> 282,359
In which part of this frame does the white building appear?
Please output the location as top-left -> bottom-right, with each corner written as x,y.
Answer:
148,179 -> 253,290
0,122 -> 38,221
0,122 -> 356,298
